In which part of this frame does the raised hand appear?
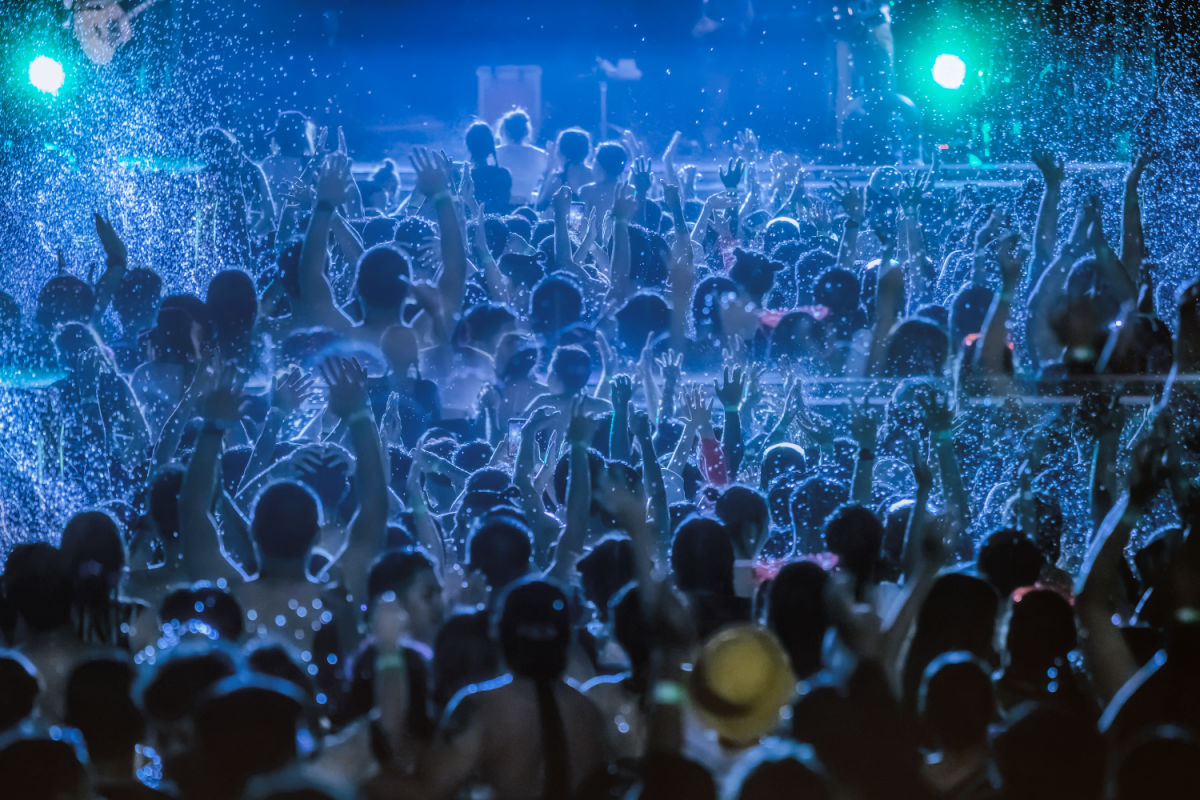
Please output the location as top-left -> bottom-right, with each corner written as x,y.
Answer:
656,349 -> 683,385
916,387 -> 955,436
409,147 -> 450,197
714,365 -> 747,411
848,396 -> 879,450
832,178 -> 865,223
272,367 -> 316,415
733,128 -> 761,163
93,212 -> 128,267
630,410 -> 652,441
719,157 -> 745,194
319,356 -> 369,418
316,152 -> 353,206
201,362 -> 245,427
610,374 -> 633,410
995,230 -> 1028,290
566,398 -> 599,445
1031,146 -> 1066,186
679,384 -> 713,430
631,156 -> 653,197
552,184 -> 572,217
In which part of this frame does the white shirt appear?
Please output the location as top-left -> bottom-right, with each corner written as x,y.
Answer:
496,143 -> 548,205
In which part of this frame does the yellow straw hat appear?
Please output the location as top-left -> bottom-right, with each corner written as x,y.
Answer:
688,624 -> 796,746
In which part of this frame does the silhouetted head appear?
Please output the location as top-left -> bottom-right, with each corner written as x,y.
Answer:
251,481 -> 321,561
494,578 -> 571,681
499,109 -> 532,144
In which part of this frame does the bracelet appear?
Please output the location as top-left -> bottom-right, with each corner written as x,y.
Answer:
652,680 -> 686,707
430,190 -> 452,204
345,408 -> 374,426
375,652 -> 406,673
315,200 -> 335,213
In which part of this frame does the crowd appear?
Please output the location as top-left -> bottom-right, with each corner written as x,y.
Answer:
0,100 -> 1198,800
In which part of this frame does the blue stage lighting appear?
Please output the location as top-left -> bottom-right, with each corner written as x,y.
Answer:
29,56 -> 65,96
931,54 -> 966,90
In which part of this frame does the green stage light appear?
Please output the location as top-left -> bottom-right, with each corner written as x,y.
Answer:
932,54 -> 966,90
28,56 -> 65,95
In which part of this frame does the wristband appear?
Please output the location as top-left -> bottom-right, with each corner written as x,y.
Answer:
430,190 -> 452,204
858,448 -> 875,461
345,408 -> 374,427
315,200 -> 335,213
723,405 -> 740,414
375,652 -> 406,673
998,291 -> 1015,304
652,680 -> 686,707
931,430 -> 952,442
844,218 -> 861,230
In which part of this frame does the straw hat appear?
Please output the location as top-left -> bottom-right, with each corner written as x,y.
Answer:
689,624 -> 796,746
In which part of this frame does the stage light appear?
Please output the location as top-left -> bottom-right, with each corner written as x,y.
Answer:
28,56 -> 65,96
931,54 -> 965,90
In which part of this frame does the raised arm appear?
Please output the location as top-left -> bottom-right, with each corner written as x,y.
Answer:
1120,152 -> 1152,283
411,149 -> 467,331
179,365 -> 246,585
833,179 -> 865,271
322,356 -> 387,603
714,366 -> 747,478
548,402 -> 595,583
1030,147 -> 1065,277
297,153 -> 355,330
608,375 -> 633,463
238,368 -> 314,493
848,396 -> 879,506
974,231 -> 1026,378
611,185 -> 638,303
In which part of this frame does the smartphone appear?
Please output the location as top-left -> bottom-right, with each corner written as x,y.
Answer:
507,417 -> 526,458
568,202 -> 586,235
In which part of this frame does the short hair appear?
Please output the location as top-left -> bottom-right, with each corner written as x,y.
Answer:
356,245 -> 410,309
499,109 -> 531,144
671,516 -> 734,595
918,652 -> 995,748
112,268 -> 162,324
465,121 -> 497,163
466,519 -> 533,591
251,482 -> 321,560
549,345 -> 592,393
367,548 -> 435,607
556,128 -> 591,165
822,503 -> 883,577
594,141 -> 629,178
976,528 -> 1045,597
36,276 -> 95,328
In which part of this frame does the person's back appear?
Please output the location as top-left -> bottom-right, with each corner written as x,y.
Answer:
497,142 -> 548,205
449,673 -> 606,799
495,110 -> 547,205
